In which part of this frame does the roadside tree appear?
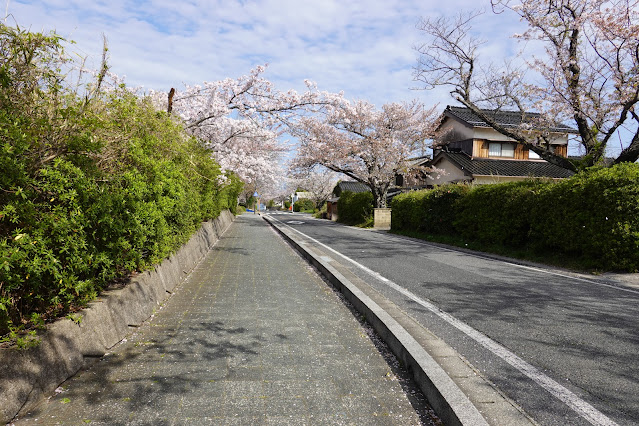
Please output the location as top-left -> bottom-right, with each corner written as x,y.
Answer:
414,0 -> 639,171
153,67 -> 342,187
291,99 -> 437,208
290,167 -> 340,210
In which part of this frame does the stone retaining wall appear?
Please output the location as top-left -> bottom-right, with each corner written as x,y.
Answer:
0,210 -> 235,424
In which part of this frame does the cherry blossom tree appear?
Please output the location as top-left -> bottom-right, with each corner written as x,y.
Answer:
150,65 -> 342,189
291,99 -> 437,208
290,167 -> 340,209
414,0 -> 639,171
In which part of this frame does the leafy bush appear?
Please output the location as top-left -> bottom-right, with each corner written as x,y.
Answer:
314,203 -> 328,219
293,198 -> 315,212
390,164 -> 639,271
529,164 -> 639,270
420,185 -> 470,235
454,180 -> 546,246
391,184 -> 469,234
0,24 -> 243,338
337,191 -> 373,225
390,191 -> 429,231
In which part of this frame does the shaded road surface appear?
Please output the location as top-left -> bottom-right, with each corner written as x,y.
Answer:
267,212 -> 639,426
14,215 -> 436,425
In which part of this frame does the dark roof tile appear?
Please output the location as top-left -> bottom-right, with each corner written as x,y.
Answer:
439,152 -> 575,179
445,106 -> 578,134
335,181 -> 370,194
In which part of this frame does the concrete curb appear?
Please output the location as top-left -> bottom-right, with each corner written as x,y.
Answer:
263,215 -> 489,426
0,210 -> 235,424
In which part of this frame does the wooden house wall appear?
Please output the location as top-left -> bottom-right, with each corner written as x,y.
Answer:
472,139 -> 567,159
473,140 -> 489,157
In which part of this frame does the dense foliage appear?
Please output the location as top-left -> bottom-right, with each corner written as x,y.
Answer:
337,191 -> 374,225
0,25 -> 242,338
391,164 -> 639,271
293,198 -> 315,212
391,185 -> 469,235
529,164 -> 639,271
454,180 -> 545,247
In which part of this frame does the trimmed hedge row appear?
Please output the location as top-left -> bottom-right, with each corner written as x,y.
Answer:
293,198 -> 315,212
337,191 -> 374,225
391,185 -> 469,235
391,163 -> 639,271
454,180 -> 545,247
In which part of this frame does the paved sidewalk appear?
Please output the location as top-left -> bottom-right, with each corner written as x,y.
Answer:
14,214 -> 434,425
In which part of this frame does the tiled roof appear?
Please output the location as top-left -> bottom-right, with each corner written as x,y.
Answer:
406,155 -> 431,167
439,151 -> 575,179
445,106 -> 578,134
334,181 -> 370,195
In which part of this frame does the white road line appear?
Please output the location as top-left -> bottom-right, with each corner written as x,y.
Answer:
267,215 -> 619,426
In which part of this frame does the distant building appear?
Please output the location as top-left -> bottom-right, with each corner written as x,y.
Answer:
332,181 -> 370,196
405,106 -> 578,186
324,181 -> 371,221
292,191 -> 312,203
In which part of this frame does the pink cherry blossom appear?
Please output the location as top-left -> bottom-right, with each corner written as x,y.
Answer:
291,99 -> 438,208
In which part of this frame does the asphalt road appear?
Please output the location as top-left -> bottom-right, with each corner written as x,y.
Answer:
266,212 -> 639,426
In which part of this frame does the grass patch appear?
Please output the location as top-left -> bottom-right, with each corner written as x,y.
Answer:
354,215 -> 375,228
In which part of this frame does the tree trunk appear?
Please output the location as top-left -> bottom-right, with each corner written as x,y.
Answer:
614,133 -> 639,164
370,184 -> 389,209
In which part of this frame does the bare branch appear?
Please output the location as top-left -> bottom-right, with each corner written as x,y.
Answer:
416,0 -> 639,168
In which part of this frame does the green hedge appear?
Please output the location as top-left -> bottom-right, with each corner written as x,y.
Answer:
390,191 -> 428,231
391,185 -> 469,235
0,25 -> 243,338
454,180 -> 546,247
293,198 -> 315,212
337,191 -> 373,225
391,163 -> 639,271
529,164 -> 639,270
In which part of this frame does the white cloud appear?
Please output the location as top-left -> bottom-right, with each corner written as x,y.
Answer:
7,0 -> 523,109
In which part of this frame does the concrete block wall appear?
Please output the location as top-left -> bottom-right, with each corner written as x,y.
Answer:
0,210 -> 235,424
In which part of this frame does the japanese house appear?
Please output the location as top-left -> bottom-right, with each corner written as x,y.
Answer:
422,106 -> 578,185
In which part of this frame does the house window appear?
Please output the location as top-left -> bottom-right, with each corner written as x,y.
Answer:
488,142 -> 515,158
501,144 -> 514,157
529,150 -> 541,159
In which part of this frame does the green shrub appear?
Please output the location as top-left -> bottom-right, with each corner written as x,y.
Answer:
0,24 -> 243,339
454,180 -> 546,246
529,163 -> 639,270
337,191 -> 373,225
391,184 -> 469,234
390,164 -> 639,271
293,198 -> 315,212
390,191 -> 429,231
421,185 -> 470,235
314,203 -> 328,218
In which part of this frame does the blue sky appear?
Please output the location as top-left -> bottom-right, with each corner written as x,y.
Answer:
6,0 -> 526,110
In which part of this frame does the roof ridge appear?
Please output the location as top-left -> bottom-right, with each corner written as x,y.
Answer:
439,151 -> 574,178
444,105 -> 577,133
